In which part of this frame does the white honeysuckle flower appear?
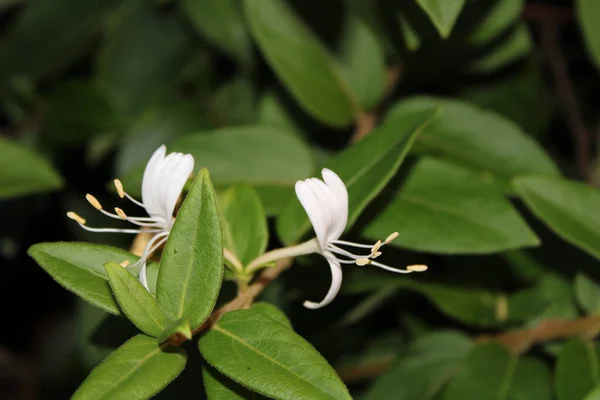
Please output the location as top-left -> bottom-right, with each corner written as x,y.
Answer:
295,168 -> 427,309
67,145 -> 194,290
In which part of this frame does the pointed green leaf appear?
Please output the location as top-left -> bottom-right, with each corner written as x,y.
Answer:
277,107 -> 439,245
243,0 -> 358,126
158,318 -> 192,344
577,0 -> 600,71
364,158 -> 539,254
251,302 -> 291,328
469,0 -> 524,45
515,175 -> 600,261
0,138 -> 63,198
416,0 -> 466,38
555,339 -> 600,400
157,169 -> 223,328
507,357 -> 552,400
442,342 -> 516,400
28,242 -> 154,315
181,0 -> 251,66
365,331 -> 472,400
469,24 -> 532,73
575,273 -> 600,315
220,185 -> 268,266
386,97 -> 558,182
584,386 -> 600,400
203,366 -> 265,399
104,262 -> 166,337
72,335 -> 186,400
199,309 -> 351,400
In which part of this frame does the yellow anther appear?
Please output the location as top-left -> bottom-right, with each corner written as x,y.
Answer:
407,264 -> 428,272
356,258 -> 371,266
114,179 -> 125,198
371,240 -> 382,254
86,194 -> 102,210
371,251 -> 382,258
66,212 -> 86,225
114,207 -> 127,220
384,232 -> 399,244
119,260 -> 130,268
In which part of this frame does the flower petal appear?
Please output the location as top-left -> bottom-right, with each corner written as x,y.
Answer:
303,253 -> 343,309
322,168 -> 348,241
164,154 -> 194,223
295,180 -> 328,249
307,178 -> 336,241
141,145 -> 167,218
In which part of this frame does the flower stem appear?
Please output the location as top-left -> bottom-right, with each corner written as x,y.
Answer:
223,248 -> 243,272
246,238 -> 319,274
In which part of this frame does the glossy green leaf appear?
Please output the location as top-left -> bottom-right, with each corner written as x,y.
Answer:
211,77 -> 256,126
470,24 -> 532,73
157,169 -> 223,328
258,93 -> 303,138
251,302 -> 292,328
104,262 -> 166,337
181,0 -> 251,66
515,176 -> 600,261
415,0 -> 466,38
203,366 -> 264,400
577,0 -> 600,71
277,107 -> 439,245
507,357 -> 552,400
442,342 -> 516,400
555,339 -> 599,400
170,126 -> 313,186
28,242 -> 152,315
338,16 -> 386,110
253,184 -> 296,217
575,273 -> 600,315
386,97 -> 558,181
220,185 -> 268,266
0,138 -> 63,198
73,335 -> 186,399
199,309 -> 351,400
364,158 -> 539,254
158,318 -> 192,344
584,387 -> 600,400
96,0 -> 190,116
243,0 -> 358,126
365,331 -> 472,400
469,0 -> 524,45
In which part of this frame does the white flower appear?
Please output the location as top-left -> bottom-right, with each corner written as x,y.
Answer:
295,168 -> 427,309
67,145 -> 194,289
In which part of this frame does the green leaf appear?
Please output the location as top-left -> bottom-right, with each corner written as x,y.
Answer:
104,262 -> 166,337
442,342 -> 516,400
181,0 -> 251,66
258,93 -> 304,138
415,0 -> 466,38
96,0 -> 190,116
158,318 -> 192,344
0,138 -> 63,198
365,331 -> 472,400
171,126 -> 313,186
250,302 -> 292,328
469,0 -> 524,45
203,366 -> 265,400
345,272 -> 502,327
72,335 -> 186,400
338,16 -> 386,110
211,77 -> 256,126
157,169 -> 223,328
27,242 -> 151,315
364,158 -> 539,254
515,176 -> 600,261
386,97 -> 558,182
199,309 -> 351,400
469,24 -> 532,73
507,357 -> 552,400
555,339 -> 600,400
584,387 -> 600,400
577,0 -> 600,71
277,107 -> 439,245
253,184 -> 295,217
220,185 -> 268,266
243,0 -> 358,126
575,273 -> 600,315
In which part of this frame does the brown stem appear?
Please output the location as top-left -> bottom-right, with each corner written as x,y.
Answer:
540,21 -> 593,182
523,4 -> 574,23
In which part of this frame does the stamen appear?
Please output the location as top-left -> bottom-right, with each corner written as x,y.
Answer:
384,232 -> 399,245
119,260 -> 130,267
115,207 -> 127,220
114,179 -> 125,198
66,212 -> 86,225
356,258 -> 371,266
327,244 -> 371,259
331,240 -> 373,249
407,264 -> 428,272
86,194 -> 103,210
371,240 -> 382,254
371,251 -> 382,258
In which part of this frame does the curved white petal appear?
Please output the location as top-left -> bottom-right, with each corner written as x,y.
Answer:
156,152 -> 183,220
303,253 -> 343,309
142,145 -> 167,218
139,262 -> 149,290
295,181 -> 328,249
322,168 -> 348,241
163,154 -> 194,225
307,178 -> 336,242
